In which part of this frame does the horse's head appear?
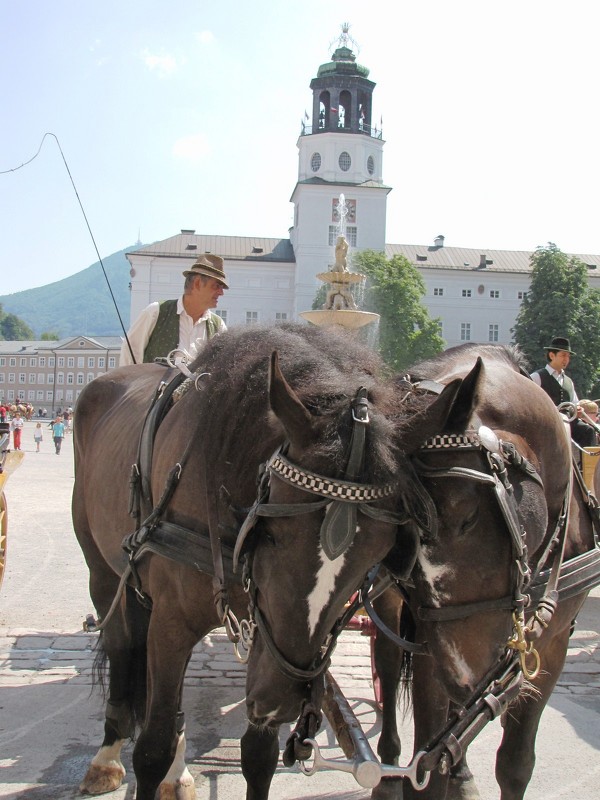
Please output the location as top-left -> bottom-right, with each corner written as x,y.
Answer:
399,353 -> 571,703
241,351 -> 461,728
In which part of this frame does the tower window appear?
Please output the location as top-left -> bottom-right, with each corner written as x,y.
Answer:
338,152 -> 351,172
367,155 -> 375,175
329,226 -> 357,247
310,152 -> 321,172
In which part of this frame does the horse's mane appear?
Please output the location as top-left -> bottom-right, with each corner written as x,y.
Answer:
184,323 -> 399,485
408,342 -> 528,382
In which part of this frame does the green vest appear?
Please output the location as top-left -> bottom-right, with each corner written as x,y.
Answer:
143,299 -> 224,363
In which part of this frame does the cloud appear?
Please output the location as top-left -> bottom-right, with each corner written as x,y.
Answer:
141,49 -> 178,77
194,30 -> 215,45
172,134 -> 211,163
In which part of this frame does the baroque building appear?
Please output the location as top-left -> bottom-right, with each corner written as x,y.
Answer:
126,28 -> 600,351
0,336 -> 120,411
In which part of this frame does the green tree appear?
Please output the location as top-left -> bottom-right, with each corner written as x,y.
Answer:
512,243 -> 600,396
354,249 -> 444,372
40,331 -> 60,340
0,305 -> 35,340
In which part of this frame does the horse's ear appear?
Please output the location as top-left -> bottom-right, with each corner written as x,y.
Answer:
268,351 -> 316,446
400,378 -> 462,453
443,357 -> 483,433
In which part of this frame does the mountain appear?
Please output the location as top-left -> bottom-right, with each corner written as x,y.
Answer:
0,246 -> 140,338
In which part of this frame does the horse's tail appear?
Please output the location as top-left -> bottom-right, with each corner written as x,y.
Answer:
90,585 -> 150,732
398,602 -> 415,710
126,585 -> 150,728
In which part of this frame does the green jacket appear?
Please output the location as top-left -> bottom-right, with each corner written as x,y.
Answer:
143,299 -> 224,363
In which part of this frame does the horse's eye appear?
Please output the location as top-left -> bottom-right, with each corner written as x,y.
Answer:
258,523 -> 276,547
460,510 -> 479,535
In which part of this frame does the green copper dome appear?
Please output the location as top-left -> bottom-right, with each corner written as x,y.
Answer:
317,46 -> 370,79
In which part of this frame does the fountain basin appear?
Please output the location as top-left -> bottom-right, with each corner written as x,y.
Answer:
317,270 -> 365,285
300,309 -> 380,330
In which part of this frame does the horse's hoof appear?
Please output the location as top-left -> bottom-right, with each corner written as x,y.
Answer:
158,769 -> 196,800
371,777 -> 403,800
79,763 -> 126,794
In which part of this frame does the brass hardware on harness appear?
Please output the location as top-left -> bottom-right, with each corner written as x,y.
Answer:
506,610 -> 541,680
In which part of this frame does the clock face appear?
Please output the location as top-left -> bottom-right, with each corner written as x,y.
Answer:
332,198 -> 356,223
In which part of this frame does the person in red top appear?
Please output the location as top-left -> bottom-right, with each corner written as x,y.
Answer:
10,412 -> 24,450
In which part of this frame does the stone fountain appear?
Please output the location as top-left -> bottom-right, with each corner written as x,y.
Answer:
300,194 -> 379,330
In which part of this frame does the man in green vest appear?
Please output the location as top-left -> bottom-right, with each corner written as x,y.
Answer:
120,254 -> 228,365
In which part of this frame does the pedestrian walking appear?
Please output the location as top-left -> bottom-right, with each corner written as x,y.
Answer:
51,416 -> 65,455
34,422 -> 44,452
10,412 -> 24,450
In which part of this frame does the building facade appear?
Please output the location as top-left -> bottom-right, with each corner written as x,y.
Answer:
125,31 -> 600,351
0,336 -> 121,412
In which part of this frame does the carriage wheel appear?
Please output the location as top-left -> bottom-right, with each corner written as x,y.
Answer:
0,492 -> 7,591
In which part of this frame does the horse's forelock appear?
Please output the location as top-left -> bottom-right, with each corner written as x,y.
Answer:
188,323 -> 397,483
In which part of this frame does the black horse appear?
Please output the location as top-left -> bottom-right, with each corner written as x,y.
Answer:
73,323 -> 461,800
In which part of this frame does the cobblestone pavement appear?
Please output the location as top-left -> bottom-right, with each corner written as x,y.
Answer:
0,420 -> 599,799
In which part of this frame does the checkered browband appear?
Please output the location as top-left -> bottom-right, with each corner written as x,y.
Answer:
268,452 -> 395,502
419,432 -> 481,450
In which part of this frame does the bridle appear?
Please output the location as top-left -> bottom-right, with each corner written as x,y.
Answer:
234,387 -> 408,682
410,424 -> 568,679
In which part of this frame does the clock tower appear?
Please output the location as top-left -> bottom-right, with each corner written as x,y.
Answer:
290,24 -> 391,318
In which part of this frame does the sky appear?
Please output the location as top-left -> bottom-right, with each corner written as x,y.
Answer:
1,0 -> 599,295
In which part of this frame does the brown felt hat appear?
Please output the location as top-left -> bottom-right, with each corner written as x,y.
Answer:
182,254 -> 229,288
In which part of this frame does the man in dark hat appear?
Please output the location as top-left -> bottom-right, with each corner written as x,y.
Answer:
120,254 -> 228,365
531,336 -> 596,447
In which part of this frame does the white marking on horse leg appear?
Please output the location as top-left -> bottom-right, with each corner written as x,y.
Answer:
306,539 -> 348,638
79,739 -> 126,794
90,739 -> 125,767
159,731 -> 195,799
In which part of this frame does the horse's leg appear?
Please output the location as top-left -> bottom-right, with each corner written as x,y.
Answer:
241,723 -> 280,800
403,653 -> 451,800
495,624 -> 572,800
73,489 -> 149,796
371,590 -> 404,800
132,610 -> 197,800
157,659 -> 195,800
81,584 -> 150,794
447,750 -> 480,800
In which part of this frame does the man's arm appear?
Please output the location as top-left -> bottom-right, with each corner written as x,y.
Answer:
119,303 -> 160,366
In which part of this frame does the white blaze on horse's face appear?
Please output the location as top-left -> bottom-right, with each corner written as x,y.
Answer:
306,526 -> 351,638
417,545 -> 453,605
440,640 -> 477,689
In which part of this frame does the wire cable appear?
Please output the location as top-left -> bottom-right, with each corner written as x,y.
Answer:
1,133 -> 137,363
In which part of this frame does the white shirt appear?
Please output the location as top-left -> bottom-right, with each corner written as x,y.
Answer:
531,364 -> 579,403
119,297 -> 226,366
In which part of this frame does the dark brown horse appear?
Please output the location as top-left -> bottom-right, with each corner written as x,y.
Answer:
72,323 -> 460,800
371,343 -> 600,800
